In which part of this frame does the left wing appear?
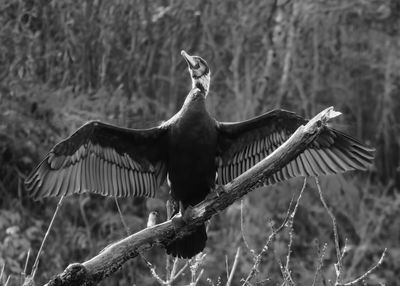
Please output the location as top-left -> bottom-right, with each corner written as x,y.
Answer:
216,110 -> 375,185
25,121 -> 168,199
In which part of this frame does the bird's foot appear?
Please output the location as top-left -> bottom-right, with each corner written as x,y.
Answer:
182,205 -> 196,223
171,212 -> 185,229
166,199 -> 179,219
215,186 -> 225,197
206,186 -> 225,200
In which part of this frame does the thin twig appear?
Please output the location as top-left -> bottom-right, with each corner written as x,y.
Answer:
32,195 -> 65,279
191,269 -> 204,286
170,261 -> 189,282
165,255 -> 172,282
142,255 -> 167,285
163,257 -> 190,285
0,262 -> 5,282
169,257 -> 180,282
189,253 -> 206,285
143,252 -> 187,286
4,275 -> 11,286
285,179 -> 307,268
241,199 -> 255,256
278,259 -> 288,286
315,177 -> 343,283
242,192 -> 296,286
79,198 -> 92,251
312,242 -> 327,286
283,178 -> 307,285
114,197 -> 130,235
226,247 -> 241,286
336,248 -> 387,286
143,212 -> 181,285
225,255 -> 230,282
23,249 -> 31,276
22,248 -> 31,284
340,238 -> 348,262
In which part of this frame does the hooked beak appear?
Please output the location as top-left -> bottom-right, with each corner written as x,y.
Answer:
181,50 -> 199,69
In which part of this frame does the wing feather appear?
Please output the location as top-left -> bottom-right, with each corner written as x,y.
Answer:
127,170 -> 134,195
95,156 -> 102,193
307,149 -> 328,174
60,167 -> 72,196
98,158 -> 105,194
296,157 -> 307,175
144,172 -> 151,196
216,109 -> 375,185
303,150 -> 319,175
66,163 -> 76,196
281,164 -> 291,179
300,154 -> 315,176
25,121 -> 168,199
75,160 -> 82,193
119,167 -> 127,197
83,158 -> 90,192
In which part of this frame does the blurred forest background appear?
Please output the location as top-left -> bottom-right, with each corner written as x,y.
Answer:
1,0 -> 399,285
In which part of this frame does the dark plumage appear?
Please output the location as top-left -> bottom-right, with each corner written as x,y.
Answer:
25,50 -> 375,258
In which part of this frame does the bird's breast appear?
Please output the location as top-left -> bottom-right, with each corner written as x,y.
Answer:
167,110 -> 218,206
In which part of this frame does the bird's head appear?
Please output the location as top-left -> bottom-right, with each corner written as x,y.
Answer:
181,50 -> 210,95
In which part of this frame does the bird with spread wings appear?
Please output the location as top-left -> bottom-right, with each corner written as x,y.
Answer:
26,51 -> 375,258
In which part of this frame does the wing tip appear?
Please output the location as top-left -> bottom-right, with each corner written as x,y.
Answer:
331,129 -> 376,170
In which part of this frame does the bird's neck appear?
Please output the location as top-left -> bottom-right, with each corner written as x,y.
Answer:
192,74 -> 210,96
169,74 -> 211,122
178,87 -> 209,119
164,88 -> 208,127
183,88 -> 206,106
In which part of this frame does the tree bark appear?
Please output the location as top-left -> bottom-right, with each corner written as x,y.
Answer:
43,107 -> 341,286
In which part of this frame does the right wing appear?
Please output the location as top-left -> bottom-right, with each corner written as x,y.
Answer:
25,121 -> 168,199
216,110 -> 375,185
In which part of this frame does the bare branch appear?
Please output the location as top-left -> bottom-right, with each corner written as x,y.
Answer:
192,269 -> 204,286
0,263 -> 5,282
33,195 -> 65,279
170,260 -> 189,283
142,256 -> 168,285
5,275 -> 11,286
225,255 -> 230,282
336,249 -> 387,286
169,257 -> 180,282
23,249 -> 31,276
189,254 -> 206,286
315,177 -> 387,286
312,242 -> 327,286
283,178 -> 307,285
226,247 -> 241,286
241,188 -> 295,286
315,177 -> 344,283
241,200 -> 255,256
114,197 -> 130,235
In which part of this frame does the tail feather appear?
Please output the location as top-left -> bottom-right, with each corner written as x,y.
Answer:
166,224 -> 207,259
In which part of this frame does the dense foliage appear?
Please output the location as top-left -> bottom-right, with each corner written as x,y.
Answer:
0,0 -> 399,285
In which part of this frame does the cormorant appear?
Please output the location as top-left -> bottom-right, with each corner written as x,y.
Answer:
25,50 -> 375,258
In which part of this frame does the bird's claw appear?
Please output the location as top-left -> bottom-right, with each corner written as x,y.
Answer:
215,186 -> 225,197
171,212 -> 185,229
182,205 -> 195,223
206,186 -> 225,200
